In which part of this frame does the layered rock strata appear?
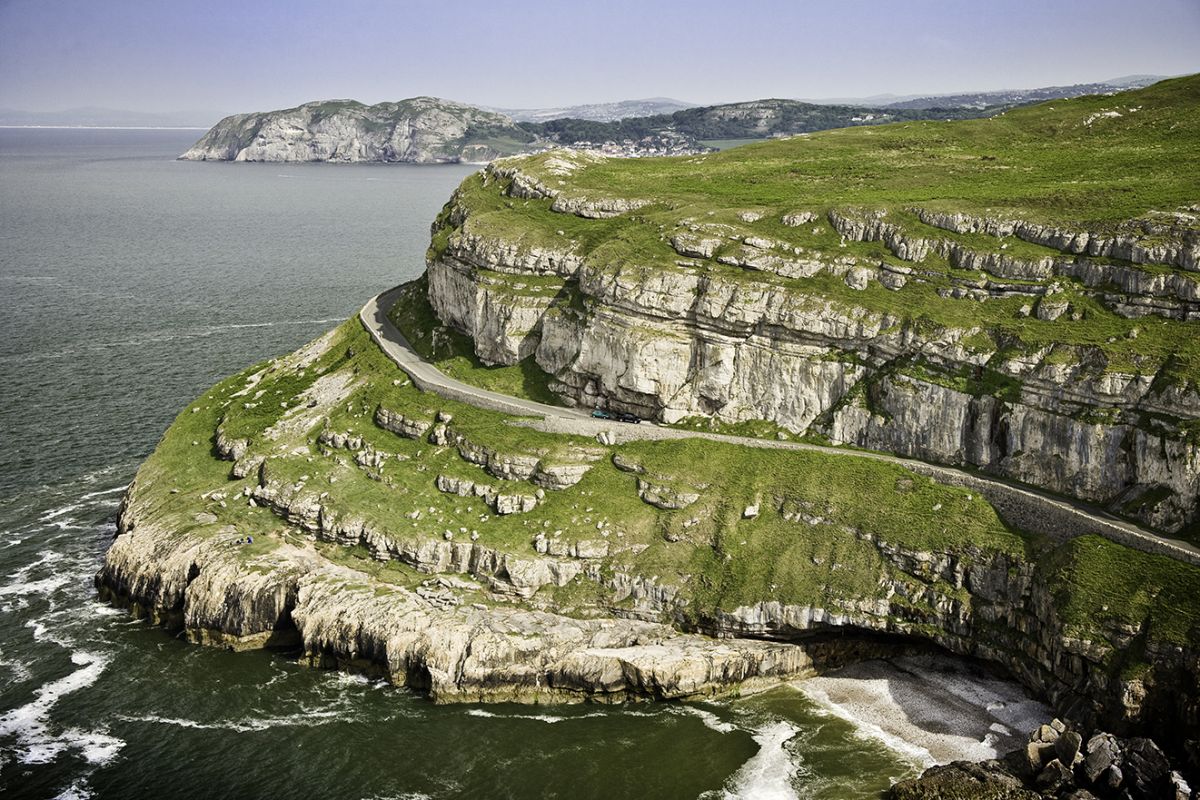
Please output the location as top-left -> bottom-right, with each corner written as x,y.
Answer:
423,157 -> 1200,534
98,493 -> 809,702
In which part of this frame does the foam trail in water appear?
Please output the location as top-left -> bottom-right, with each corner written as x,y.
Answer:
465,708 -> 608,724
40,504 -> 83,522
0,318 -> 347,366
117,708 -> 350,733
672,704 -> 738,734
79,485 -> 127,500
0,574 -> 73,599
0,650 -> 123,766
799,683 -> 936,768
717,721 -> 801,800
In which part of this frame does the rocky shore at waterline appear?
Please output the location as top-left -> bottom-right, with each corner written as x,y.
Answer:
892,719 -> 1195,799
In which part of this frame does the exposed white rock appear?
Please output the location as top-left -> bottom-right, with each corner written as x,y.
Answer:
181,97 -> 539,164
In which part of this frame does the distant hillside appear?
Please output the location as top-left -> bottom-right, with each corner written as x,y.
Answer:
527,98 -> 995,146
883,76 -> 1164,110
179,97 -> 538,163
491,97 -> 693,123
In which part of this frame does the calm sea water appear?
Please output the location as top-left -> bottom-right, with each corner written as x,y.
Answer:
0,129 -> 946,799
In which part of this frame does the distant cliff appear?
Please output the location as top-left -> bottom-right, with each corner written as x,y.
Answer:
179,97 -> 539,164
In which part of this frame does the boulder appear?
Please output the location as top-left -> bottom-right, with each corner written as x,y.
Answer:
1123,737 -> 1170,799
1035,723 -> 1060,743
1169,770 -> 1191,800
1034,758 -> 1073,793
845,266 -> 874,290
889,759 -> 1040,800
1026,741 -> 1057,773
1083,733 -> 1121,784
1055,730 -> 1083,766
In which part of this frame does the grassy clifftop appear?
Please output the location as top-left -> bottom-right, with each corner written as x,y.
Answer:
508,75 -> 1199,225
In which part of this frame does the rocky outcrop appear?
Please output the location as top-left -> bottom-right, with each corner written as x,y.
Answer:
373,407 -> 431,440
97,492 -> 813,703
892,720 -> 1195,800
435,473 -> 539,515
914,207 -> 1200,274
180,97 -> 539,164
824,372 -> 1200,532
833,208 -> 1200,319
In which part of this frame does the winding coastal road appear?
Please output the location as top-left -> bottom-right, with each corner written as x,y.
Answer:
360,286 -> 1200,567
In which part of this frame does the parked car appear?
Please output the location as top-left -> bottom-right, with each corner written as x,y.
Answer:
591,408 -> 641,424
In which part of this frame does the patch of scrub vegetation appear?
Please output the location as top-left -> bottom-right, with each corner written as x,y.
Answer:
621,438 -> 1029,557
387,275 -> 562,406
896,357 -> 1024,402
1041,534 -> 1200,647
667,415 -> 835,445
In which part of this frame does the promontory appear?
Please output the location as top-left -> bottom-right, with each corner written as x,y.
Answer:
108,75 -> 1200,799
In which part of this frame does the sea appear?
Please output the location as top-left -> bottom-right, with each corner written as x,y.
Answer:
0,128 -> 1046,799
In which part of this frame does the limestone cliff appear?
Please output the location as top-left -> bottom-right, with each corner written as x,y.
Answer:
95,313 -> 1200,758
180,97 -> 539,164
421,77 -> 1200,535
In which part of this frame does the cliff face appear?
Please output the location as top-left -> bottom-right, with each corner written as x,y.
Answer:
94,313 -> 1200,753
426,182 -> 1200,534
421,77 -> 1200,535
100,492 -> 813,702
180,97 -> 539,164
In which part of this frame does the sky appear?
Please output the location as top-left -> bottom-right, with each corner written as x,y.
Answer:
1,0 -> 1198,117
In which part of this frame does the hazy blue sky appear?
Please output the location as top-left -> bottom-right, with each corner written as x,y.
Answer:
2,0 -> 1198,114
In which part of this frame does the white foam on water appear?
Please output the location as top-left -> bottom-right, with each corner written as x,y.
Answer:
0,650 -> 123,767
0,573 -> 73,598
0,652 -> 34,683
798,682 -> 936,768
116,708 -> 350,733
793,655 -> 1052,769
329,671 -> 380,687
671,704 -> 738,734
39,504 -> 83,522
464,708 -> 607,724
5,548 -> 66,582
79,485 -> 127,500
218,318 -> 343,331
85,601 -> 126,618
717,721 -> 802,800
47,519 -> 89,532
54,780 -> 95,800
